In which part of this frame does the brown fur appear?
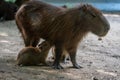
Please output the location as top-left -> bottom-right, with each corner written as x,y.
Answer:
15,0 -> 110,69
17,41 -> 51,66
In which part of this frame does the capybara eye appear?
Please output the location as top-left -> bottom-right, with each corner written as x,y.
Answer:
90,12 -> 96,18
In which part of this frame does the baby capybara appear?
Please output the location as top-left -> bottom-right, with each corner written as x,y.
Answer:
15,0 -> 110,69
17,41 -> 51,66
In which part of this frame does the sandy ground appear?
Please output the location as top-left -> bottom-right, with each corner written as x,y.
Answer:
0,14 -> 120,80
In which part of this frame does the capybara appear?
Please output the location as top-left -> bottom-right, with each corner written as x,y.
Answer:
0,0 -> 18,21
15,0 -> 110,69
17,41 -> 51,66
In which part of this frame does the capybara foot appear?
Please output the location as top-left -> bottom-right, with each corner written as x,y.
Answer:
52,63 -> 63,69
73,64 -> 83,69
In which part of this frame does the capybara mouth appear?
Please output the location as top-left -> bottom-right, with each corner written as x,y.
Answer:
99,25 -> 110,37
99,31 -> 108,37
98,37 -> 102,41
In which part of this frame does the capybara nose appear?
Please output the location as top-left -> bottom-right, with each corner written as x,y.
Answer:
101,24 -> 110,37
105,23 -> 110,33
106,24 -> 110,31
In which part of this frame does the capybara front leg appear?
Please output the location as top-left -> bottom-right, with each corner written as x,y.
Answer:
69,49 -> 83,69
52,44 -> 63,69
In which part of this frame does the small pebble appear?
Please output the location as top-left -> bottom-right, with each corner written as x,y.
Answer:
98,37 -> 102,41
93,77 -> 99,80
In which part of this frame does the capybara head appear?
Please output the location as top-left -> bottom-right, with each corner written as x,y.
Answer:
17,42 -> 51,66
16,47 -> 41,66
79,4 -> 110,37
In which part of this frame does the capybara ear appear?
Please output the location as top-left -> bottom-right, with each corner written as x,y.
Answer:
82,4 -> 88,11
81,4 -> 96,17
62,5 -> 67,8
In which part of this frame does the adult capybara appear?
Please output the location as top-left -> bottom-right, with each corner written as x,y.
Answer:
17,41 -> 51,66
0,0 -> 18,21
15,0 -> 110,69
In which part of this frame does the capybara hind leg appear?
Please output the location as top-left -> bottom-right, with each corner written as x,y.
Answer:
52,44 -> 63,69
24,36 -> 32,47
68,49 -> 83,69
23,35 -> 39,47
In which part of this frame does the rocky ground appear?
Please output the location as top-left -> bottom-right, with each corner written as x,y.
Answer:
0,14 -> 120,80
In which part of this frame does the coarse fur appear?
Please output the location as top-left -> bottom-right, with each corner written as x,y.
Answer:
15,0 -> 110,69
17,41 -> 51,66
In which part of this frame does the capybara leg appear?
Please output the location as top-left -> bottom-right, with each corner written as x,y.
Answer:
69,49 -> 83,69
23,34 -> 39,47
31,38 -> 40,47
24,36 -> 32,47
52,44 -> 63,69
